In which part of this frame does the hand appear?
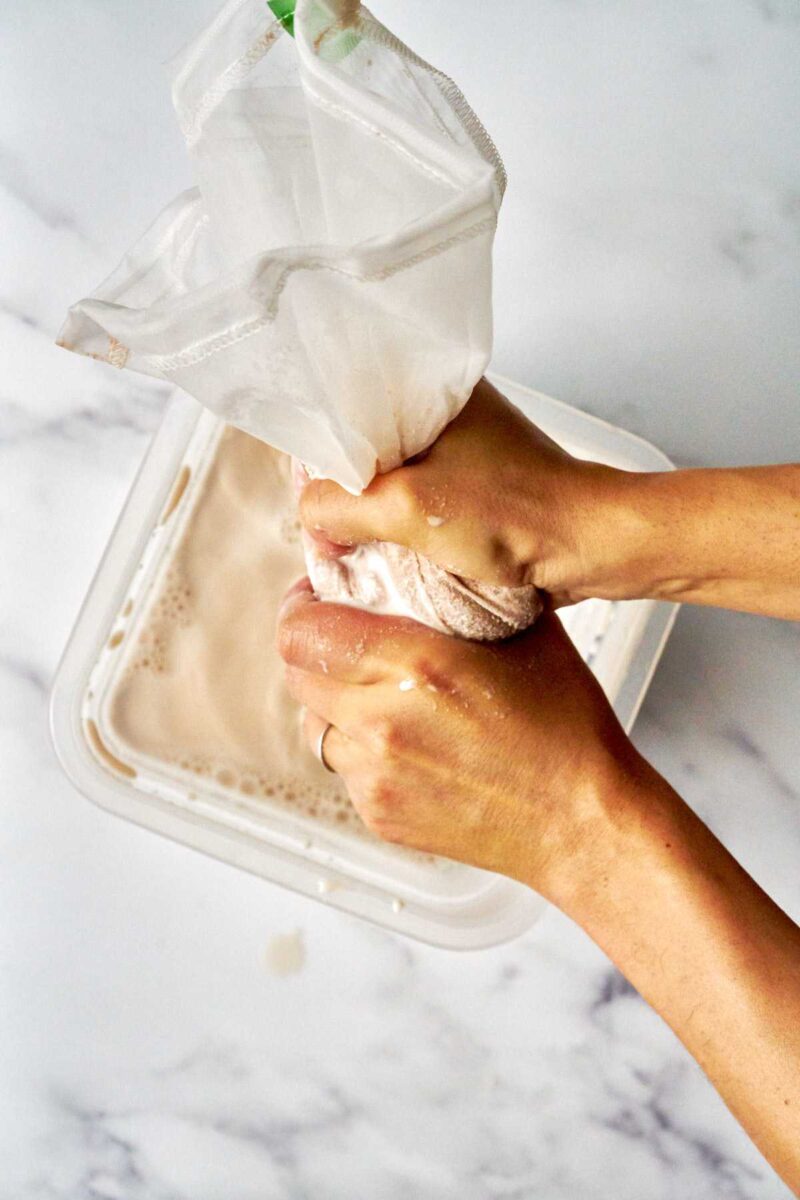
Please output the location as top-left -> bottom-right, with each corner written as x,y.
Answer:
277,581 -> 800,1188
300,377 -> 800,620
299,377 -> 624,606
277,578 -> 638,903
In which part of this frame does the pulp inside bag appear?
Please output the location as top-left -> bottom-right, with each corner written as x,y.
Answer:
303,527 -> 543,640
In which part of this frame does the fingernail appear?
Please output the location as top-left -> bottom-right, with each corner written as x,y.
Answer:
292,458 -> 310,496
278,577 -> 314,620
303,528 -> 350,559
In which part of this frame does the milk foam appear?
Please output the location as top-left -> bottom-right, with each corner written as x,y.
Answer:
107,428 -> 364,837
103,424 -> 615,852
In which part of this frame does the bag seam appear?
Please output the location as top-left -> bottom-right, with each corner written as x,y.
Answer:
145,213 -> 495,373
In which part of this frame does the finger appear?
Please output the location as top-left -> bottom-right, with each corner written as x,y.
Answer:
299,467 -> 428,554
298,378 -> 516,551
278,590 -> 439,683
278,575 -> 315,619
549,591 -> 578,611
302,708 -> 361,775
285,667 -> 363,736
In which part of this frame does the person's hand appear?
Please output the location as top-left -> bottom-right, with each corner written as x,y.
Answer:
277,578 -> 641,904
277,582 -> 800,1190
299,377 -> 626,606
300,377 -> 800,620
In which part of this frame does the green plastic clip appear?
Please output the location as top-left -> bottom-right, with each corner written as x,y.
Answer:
268,0 -> 295,36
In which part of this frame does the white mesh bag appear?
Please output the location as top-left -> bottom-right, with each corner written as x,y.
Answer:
59,0 -> 541,637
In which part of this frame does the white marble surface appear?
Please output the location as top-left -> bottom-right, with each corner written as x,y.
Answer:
2,1 -> 799,1195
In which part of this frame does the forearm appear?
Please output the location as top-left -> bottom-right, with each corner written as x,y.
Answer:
556,463 -> 800,618
540,760 -> 800,1190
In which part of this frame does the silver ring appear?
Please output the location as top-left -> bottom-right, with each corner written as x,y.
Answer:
315,722 -> 336,773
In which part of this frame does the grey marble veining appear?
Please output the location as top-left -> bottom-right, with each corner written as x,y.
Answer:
1,2 -> 798,1197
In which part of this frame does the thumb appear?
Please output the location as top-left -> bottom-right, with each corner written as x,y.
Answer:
299,471 -> 419,552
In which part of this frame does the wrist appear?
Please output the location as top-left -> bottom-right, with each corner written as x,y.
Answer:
571,465 -> 676,602
527,748 -> 688,919
522,461 -> 657,602
565,467 -> 720,605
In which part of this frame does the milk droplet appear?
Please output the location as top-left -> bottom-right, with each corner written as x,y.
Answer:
398,678 -> 416,692
264,928 -> 306,977
391,897 -> 404,914
426,515 -> 445,527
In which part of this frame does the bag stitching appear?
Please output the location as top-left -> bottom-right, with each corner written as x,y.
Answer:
178,20 -> 283,147
302,79 -> 456,188
146,213 -> 495,373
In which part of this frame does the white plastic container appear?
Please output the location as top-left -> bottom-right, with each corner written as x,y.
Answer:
50,376 -> 677,950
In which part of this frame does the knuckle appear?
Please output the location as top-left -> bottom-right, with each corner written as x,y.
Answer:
356,772 -> 391,815
409,652 -> 437,684
354,774 -> 409,845
369,775 -> 395,810
367,715 -> 403,757
377,470 -> 419,531
363,808 -> 402,844
277,609 -> 331,670
410,649 -> 453,693
276,619 -> 309,665
299,478 -> 337,531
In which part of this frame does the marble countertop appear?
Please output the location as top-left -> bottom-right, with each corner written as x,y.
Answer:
2,1 -> 799,1196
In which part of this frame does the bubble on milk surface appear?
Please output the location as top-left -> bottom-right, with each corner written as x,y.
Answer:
127,567 -> 192,676
109,441 -> 454,872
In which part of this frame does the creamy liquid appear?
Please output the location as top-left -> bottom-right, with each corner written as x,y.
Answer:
104,424 -> 616,846
106,427 -> 359,832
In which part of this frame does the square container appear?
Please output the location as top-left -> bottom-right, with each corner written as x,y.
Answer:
50,375 -> 678,950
